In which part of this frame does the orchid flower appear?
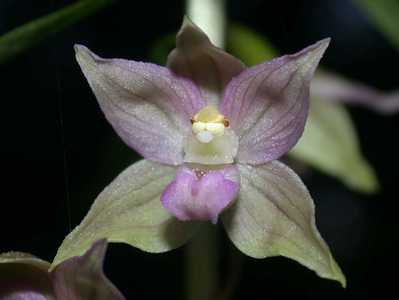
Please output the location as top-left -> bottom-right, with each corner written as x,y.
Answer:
53,19 -> 345,286
0,240 -> 125,300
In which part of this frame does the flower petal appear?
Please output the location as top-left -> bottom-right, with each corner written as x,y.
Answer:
52,160 -> 199,269
220,39 -> 330,164
222,161 -> 346,286
161,165 -> 240,224
52,240 -> 125,300
167,17 -> 245,106
312,71 -> 399,114
290,97 -> 379,193
0,242 -> 125,299
75,45 -> 205,165
0,253 -> 53,299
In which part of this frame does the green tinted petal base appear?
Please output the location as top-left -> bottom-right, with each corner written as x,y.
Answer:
223,162 -> 346,287
52,160 -> 199,269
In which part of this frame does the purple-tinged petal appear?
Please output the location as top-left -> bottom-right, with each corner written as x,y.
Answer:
222,161 -> 346,286
0,253 -> 54,300
0,242 -> 125,300
312,71 -> 399,114
220,39 -> 330,164
75,45 -> 205,165
167,17 -> 245,106
161,165 -> 240,224
52,239 -> 125,300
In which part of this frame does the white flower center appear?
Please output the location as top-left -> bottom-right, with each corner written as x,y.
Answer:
191,106 -> 229,142
184,106 -> 238,165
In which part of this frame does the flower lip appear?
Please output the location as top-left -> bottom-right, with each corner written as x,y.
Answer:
161,165 -> 240,223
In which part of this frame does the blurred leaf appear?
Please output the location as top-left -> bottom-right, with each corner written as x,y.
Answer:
226,23 -> 277,64
149,33 -> 175,65
312,70 -> 399,114
227,23 -> 379,193
290,97 -> 379,193
0,0 -> 115,64
51,160 -> 198,269
354,0 -> 399,50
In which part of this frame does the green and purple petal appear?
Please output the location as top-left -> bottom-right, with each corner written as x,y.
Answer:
220,39 -> 330,164
52,240 -> 125,300
222,161 -> 346,286
161,165 -> 240,224
75,45 -> 205,165
167,17 -> 245,106
52,160 -> 198,268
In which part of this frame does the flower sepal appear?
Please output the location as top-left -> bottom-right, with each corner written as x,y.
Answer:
0,240 -> 125,300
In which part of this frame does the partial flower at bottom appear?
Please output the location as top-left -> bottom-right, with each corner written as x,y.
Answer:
0,240 -> 125,300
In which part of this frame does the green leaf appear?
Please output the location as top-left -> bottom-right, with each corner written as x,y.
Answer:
150,34 -> 175,65
0,0 -> 115,64
222,161 -> 346,287
290,97 -> 379,193
227,23 -> 277,64
354,0 -> 399,50
227,23 -> 379,193
51,160 -> 199,269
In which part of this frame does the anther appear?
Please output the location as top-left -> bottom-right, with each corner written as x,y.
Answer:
223,119 -> 230,128
191,106 -> 230,143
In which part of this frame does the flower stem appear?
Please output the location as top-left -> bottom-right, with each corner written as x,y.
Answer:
218,244 -> 244,300
184,0 -> 227,299
185,224 -> 220,300
186,0 -> 226,48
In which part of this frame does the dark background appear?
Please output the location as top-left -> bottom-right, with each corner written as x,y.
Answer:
0,0 -> 398,299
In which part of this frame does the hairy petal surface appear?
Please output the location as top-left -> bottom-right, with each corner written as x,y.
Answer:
220,39 -> 330,164
161,165 -> 240,223
52,240 -> 125,300
52,160 -> 198,269
222,161 -> 346,286
0,253 -> 54,300
290,97 -> 379,193
312,71 -> 399,114
75,45 -> 205,165
167,17 -> 245,106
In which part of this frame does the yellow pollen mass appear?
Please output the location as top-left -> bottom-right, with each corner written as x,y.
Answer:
193,106 -> 224,123
191,106 -> 229,143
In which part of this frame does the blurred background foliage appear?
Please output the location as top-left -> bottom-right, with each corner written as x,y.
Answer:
0,0 -> 398,299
